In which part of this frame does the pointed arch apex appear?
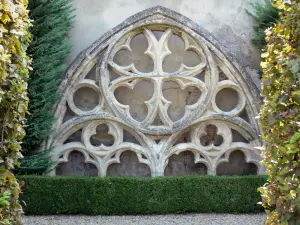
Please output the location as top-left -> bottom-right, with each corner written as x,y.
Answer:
48,6 -> 263,177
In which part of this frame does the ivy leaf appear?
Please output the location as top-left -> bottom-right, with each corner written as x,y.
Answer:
259,1 -> 300,223
290,190 -> 297,199
261,61 -> 268,69
261,52 -> 269,58
290,132 -> 300,144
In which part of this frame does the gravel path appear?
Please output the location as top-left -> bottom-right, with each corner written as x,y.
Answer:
24,213 -> 266,225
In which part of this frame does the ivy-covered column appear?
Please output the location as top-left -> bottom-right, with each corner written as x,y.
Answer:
0,0 -> 31,224
259,0 -> 300,224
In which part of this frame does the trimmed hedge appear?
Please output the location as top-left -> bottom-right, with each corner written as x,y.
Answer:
18,175 -> 266,215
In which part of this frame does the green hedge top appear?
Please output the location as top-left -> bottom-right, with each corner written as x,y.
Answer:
18,175 -> 266,215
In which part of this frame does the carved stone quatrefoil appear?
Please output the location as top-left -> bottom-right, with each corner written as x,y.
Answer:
100,27 -> 214,135
48,6 -> 264,177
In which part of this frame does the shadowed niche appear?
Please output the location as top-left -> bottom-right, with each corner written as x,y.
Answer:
200,124 -> 223,146
231,129 -> 249,143
163,34 -> 201,73
84,64 -> 97,81
90,124 -> 114,147
216,150 -> 257,175
73,87 -> 100,111
107,151 -> 151,177
218,71 -> 228,81
113,33 -> 154,73
56,151 -> 98,176
114,80 -> 154,122
62,103 -> 76,123
173,130 -> 191,146
215,88 -> 239,112
123,129 -> 140,144
64,129 -> 82,144
239,109 -> 250,123
163,81 -> 201,122
164,151 -> 207,176
150,114 -> 165,126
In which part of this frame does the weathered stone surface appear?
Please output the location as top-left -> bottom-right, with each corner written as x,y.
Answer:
68,0 -> 262,89
56,151 -> 98,176
47,6 -> 264,177
107,151 -> 151,177
165,151 -> 207,176
216,150 -> 258,176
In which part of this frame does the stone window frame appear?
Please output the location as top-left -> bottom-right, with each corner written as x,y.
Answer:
46,6 -> 264,177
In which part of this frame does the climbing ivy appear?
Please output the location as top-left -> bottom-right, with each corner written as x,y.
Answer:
0,0 -> 31,224
258,0 -> 300,224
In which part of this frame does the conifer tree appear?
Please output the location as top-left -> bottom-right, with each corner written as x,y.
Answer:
247,0 -> 280,50
20,0 -> 74,173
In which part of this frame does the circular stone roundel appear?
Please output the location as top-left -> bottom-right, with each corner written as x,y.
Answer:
100,25 -> 218,135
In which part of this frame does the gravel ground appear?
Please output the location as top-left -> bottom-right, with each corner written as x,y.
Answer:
24,214 -> 266,225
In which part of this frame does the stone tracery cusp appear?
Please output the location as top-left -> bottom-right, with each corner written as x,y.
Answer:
47,6 -> 263,177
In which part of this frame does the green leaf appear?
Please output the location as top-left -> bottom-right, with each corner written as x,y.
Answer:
261,61 -> 268,68
290,132 -> 300,144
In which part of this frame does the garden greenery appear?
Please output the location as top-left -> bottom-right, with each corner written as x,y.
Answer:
259,0 -> 300,224
20,0 -> 74,174
247,0 -> 279,50
19,175 -> 266,215
0,0 -> 31,224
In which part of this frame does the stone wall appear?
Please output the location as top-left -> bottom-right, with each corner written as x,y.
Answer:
68,0 -> 263,88
49,5 -> 264,177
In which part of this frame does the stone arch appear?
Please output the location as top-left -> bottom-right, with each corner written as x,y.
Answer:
47,6 -> 263,176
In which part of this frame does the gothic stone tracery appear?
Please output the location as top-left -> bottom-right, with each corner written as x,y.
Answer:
47,6 -> 263,177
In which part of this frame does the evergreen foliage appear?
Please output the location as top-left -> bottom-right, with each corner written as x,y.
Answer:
19,175 -> 266,215
15,149 -> 53,175
0,0 -> 31,223
259,0 -> 300,224
247,0 -> 280,50
20,0 -> 74,173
